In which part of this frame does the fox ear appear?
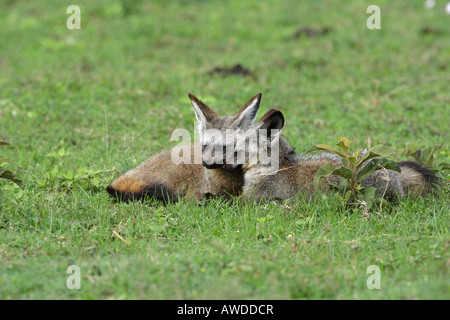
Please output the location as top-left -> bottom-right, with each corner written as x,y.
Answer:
189,93 -> 219,125
258,109 -> 284,139
231,92 -> 262,128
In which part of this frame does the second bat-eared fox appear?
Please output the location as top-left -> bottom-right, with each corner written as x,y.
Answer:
234,108 -> 439,202
107,93 -> 439,204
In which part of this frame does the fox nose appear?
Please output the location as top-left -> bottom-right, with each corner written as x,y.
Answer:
202,161 -> 223,169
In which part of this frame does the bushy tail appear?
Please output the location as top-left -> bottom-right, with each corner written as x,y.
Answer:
397,161 -> 440,196
106,176 -> 177,204
361,161 -> 440,200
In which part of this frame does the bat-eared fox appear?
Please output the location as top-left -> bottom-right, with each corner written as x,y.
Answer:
106,93 -> 262,203
236,108 -> 439,202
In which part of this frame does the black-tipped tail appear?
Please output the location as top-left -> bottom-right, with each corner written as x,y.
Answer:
106,183 -> 177,204
397,161 -> 441,194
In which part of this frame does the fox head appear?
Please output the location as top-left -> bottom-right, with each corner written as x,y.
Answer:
233,109 -> 285,173
189,93 -> 262,172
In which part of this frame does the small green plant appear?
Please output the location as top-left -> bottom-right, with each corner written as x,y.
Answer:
0,141 -> 23,188
306,137 -> 401,210
36,147 -> 114,192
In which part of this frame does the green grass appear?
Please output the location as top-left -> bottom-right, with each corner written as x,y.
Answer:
0,0 -> 448,299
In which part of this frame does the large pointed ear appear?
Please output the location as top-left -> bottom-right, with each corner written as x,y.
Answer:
258,109 -> 285,139
230,92 -> 262,128
188,93 -> 219,125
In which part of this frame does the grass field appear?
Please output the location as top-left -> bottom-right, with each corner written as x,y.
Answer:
0,0 -> 449,299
